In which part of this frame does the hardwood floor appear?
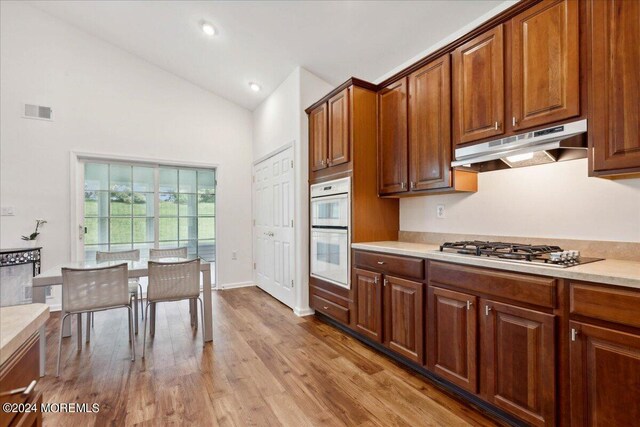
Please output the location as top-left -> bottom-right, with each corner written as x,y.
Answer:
39,286 -> 500,426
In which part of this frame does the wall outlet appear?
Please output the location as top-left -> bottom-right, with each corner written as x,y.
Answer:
232,251 -> 237,260
436,204 -> 446,219
1,206 -> 15,216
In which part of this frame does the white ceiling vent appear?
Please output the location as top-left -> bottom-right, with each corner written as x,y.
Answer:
23,104 -> 53,121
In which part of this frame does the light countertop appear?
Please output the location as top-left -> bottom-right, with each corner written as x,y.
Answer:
352,241 -> 640,289
0,304 -> 49,366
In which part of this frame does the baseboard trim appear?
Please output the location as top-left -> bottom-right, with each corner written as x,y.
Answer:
216,281 -> 255,290
294,307 -> 315,317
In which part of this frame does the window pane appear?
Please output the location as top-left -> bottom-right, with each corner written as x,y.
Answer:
198,194 -> 215,216
85,163 -> 108,191
179,194 -> 196,216
110,243 -> 133,253
198,217 -> 215,240
133,218 -> 154,243
84,244 -> 108,261
179,217 -> 197,241
110,164 -> 132,192
159,168 -> 177,193
133,243 -> 153,259
84,218 -> 108,245
110,192 -> 132,216
179,169 -> 197,193
198,170 -> 215,194
133,166 -> 154,192
159,193 -> 178,216
179,240 -> 197,256
110,218 -> 132,244
159,217 -> 178,241
133,193 -> 154,216
85,191 -> 109,217
198,240 -> 215,261
160,241 -> 180,250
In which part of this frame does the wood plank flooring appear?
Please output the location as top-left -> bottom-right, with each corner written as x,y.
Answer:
38,286 -> 500,426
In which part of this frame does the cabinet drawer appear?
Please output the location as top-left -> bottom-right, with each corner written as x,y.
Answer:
570,282 -> 640,328
428,261 -> 556,308
354,251 -> 424,280
312,294 -> 350,324
0,333 -> 39,427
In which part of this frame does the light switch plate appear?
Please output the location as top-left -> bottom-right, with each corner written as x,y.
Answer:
1,206 -> 15,216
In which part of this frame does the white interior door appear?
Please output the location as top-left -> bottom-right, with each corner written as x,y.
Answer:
253,147 -> 295,308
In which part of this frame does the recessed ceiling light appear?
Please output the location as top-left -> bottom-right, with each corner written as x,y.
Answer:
201,22 -> 216,36
249,82 -> 261,92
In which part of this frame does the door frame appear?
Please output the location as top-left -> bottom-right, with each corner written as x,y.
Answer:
251,142 -> 296,307
70,150 -> 219,288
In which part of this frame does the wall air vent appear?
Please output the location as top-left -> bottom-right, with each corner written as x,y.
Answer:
23,104 -> 53,121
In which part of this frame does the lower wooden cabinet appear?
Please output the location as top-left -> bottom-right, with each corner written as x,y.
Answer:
569,321 -> 640,427
427,286 -> 477,393
354,268 -> 383,342
384,275 -> 424,364
481,300 -> 556,427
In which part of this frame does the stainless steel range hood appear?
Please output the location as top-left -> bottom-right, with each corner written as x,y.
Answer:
452,119 -> 588,172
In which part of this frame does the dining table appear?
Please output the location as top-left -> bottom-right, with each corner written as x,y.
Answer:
31,256 -> 213,376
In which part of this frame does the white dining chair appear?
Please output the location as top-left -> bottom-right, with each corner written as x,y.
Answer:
57,263 -> 134,376
96,249 -> 143,334
143,258 -> 203,358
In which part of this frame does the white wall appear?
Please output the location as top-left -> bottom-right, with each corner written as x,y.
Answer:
0,2 -> 255,306
401,159 -> 640,242
252,66 -> 332,315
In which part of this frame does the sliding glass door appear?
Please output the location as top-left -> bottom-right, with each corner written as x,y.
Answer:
83,161 -> 215,262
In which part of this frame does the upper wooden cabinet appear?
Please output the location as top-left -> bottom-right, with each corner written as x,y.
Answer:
378,78 -> 409,194
589,0 -> 640,177
511,0 -> 579,131
327,88 -> 350,167
409,55 -> 452,191
453,25 -> 505,145
309,103 -> 328,172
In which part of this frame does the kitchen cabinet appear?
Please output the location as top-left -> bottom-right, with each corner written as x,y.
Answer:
409,55 -> 452,191
511,0 -> 579,131
378,78 -> 408,195
482,300 -> 556,427
309,102 -> 328,172
453,25 -> 505,145
569,321 -> 640,427
354,268 -> 383,342
384,275 -> 424,364
427,286 -> 477,393
588,0 -> 640,177
328,88 -> 350,167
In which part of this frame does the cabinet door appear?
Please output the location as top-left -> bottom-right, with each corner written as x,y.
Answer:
408,55 -> 452,191
378,78 -> 408,195
309,103 -> 328,171
482,300 -> 555,427
427,286 -> 478,393
511,0 -> 579,131
453,25 -> 505,145
589,0 -> 640,173
570,321 -> 640,427
328,88 -> 350,167
383,275 -> 424,363
354,268 -> 383,342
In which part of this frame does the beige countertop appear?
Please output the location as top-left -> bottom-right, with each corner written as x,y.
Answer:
352,241 -> 640,289
0,304 -> 49,366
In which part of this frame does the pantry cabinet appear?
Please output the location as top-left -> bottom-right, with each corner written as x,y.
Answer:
452,25 -> 505,145
511,0 -> 580,131
588,0 -> 640,177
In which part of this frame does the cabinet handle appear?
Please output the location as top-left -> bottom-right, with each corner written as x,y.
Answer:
466,300 -> 473,310
383,279 -> 388,287
485,306 -> 492,316
410,182 -> 416,189
512,116 -> 517,127
323,306 -> 329,310
571,328 -> 579,342
374,276 -> 379,284
377,261 -> 385,265
400,182 -> 406,189
320,159 -> 325,166
0,380 -> 37,397
494,121 -> 500,130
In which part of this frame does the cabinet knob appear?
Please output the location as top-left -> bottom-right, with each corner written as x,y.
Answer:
320,159 -> 325,166
323,306 -> 329,310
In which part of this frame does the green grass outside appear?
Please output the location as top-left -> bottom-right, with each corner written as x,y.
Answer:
84,200 -> 215,245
